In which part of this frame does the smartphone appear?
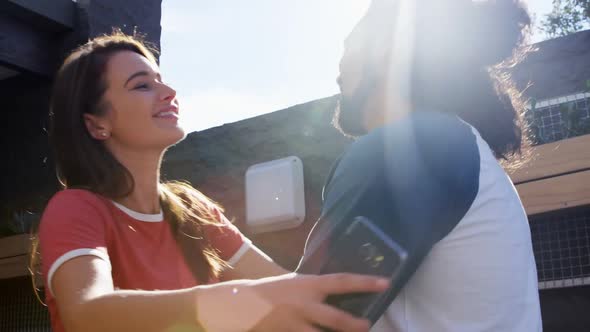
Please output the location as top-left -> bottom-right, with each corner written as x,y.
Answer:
320,216 -> 408,325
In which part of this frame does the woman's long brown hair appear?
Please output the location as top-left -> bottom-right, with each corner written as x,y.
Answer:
30,32 -> 227,302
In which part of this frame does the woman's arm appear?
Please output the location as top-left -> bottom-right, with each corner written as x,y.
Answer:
53,254 -> 388,332
52,256 -> 201,332
221,245 -> 289,280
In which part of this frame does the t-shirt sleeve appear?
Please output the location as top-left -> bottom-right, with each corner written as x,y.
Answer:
39,190 -> 111,297
203,207 -> 251,267
373,114 -> 480,297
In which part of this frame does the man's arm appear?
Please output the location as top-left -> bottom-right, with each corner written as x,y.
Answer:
299,112 -> 481,299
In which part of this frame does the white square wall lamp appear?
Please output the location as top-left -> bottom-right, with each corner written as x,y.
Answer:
245,156 -> 306,234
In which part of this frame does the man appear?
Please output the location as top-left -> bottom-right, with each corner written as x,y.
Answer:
298,0 -> 542,331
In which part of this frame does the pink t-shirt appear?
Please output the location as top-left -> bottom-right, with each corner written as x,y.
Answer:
39,189 -> 250,332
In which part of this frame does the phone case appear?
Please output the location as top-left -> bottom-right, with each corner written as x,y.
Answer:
320,216 -> 408,325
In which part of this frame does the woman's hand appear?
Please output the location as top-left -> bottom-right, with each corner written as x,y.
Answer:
196,273 -> 389,332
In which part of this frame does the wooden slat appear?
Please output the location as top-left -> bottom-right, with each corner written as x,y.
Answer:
0,233 -> 30,258
0,255 -> 29,279
516,170 -> 590,215
509,134 -> 590,184
0,234 -> 32,279
1,0 -> 76,30
0,16 -> 56,76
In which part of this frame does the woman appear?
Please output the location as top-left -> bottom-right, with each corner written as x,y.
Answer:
37,32 -> 388,332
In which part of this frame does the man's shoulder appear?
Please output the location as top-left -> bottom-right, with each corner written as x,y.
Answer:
348,111 -> 480,172
368,111 -> 473,147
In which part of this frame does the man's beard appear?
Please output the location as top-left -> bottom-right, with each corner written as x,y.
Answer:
333,67 -> 382,138
332,94 -> 369,138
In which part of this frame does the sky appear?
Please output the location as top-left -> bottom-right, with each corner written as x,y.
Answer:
160,0 -> 555,133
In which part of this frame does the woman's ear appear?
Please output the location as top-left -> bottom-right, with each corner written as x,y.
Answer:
83,113 -> 111,140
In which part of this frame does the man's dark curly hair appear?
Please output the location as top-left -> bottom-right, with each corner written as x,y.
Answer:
334,0 -> 532,160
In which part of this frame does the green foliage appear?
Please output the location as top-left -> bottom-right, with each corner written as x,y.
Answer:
526,98 -> 590,145
540,0 -> 590,38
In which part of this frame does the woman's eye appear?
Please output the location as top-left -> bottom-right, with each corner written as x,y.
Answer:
134,83 -> 150,90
